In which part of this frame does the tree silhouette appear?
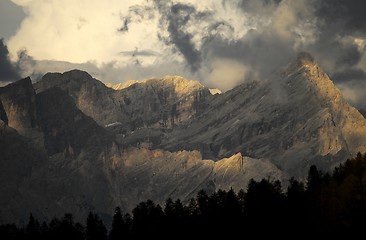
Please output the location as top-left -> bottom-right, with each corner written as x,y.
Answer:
0,223 -> 22,240
244,178 -> 285,236
109,207 -> 130,240
131,200 -> 163,239
86,212 -> 107,240
25,213 -> 40,240
60,213 -> 84,240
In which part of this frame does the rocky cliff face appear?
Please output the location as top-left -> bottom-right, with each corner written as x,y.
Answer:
158,52 -> 366,177
0,119 -> 47,224
112,75 -> 211,129
0,73 -> 243,224
0,99 -> 8,125
0,77 -> 45,149
35,72 -> 212,133
0,77 -> 37,133
1,52 -> 366,223
34,70 -> 119,126
110,147 -> 282,212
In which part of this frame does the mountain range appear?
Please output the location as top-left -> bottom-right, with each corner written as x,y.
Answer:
1,52 -> 366,224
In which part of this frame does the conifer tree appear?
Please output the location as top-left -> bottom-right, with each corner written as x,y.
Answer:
86,212 -> 107,240
109,207 -> 129,240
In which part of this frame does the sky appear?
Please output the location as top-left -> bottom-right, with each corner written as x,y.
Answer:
0,0 -> 366,109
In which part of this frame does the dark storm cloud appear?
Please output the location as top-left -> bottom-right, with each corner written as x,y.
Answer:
332,69 -> 366,83
202,28 -> 296,82
334,45 -> 362,69
237,0 -> 282,15
154,2 -> 210,72
0,38 -> 20,82
118,5 -> 155,33
166,3 -> 201,72
310,0 -> 366,59
304,0 -> 366,96
0,0 -> 25,41
316,0 -> 366,36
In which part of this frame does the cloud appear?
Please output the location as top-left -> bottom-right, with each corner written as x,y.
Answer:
0,0 -> 25,40
0,38 -> 20,82
5,0 -> 366,108
337,81 -> 366,110
8,0 -> 154,64
197,0 -> 315,85
152,1 -> 209,72
316,0 -> 366,35
202,58 -> 248,91
164,3 -> 202,72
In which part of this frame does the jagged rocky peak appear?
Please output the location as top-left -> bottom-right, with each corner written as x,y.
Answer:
34,69 -> 118,126
296,51 -> 316,65
283,52 -> 342,101
0,77 -> 37,131
114,75 -> 207,96
284,52 -> 317,73
153,75 -> 205,98
39,69 -> 93,87
111,75 -> 212,130
34,69 -> 107,94
283,52 -> 366,160
106,80 -> 146,90
42,69 -> 93,82
158,75 -> 204,89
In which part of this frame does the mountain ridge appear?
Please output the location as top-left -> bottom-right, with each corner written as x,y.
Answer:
1,52 -> 366,223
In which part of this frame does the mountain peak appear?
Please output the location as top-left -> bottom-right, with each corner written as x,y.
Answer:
283,52 -> 343,102
108,75 -> 206,96
0,76 -> 37,131
41,69 -> 92,82
62,69 -> 93,79
296,52 -> 315,66
283,52 -> 318,74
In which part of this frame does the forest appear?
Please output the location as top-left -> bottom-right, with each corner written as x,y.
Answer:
1,153 -> 366,239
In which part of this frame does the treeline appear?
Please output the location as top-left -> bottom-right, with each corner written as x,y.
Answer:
2,153 -> 366,239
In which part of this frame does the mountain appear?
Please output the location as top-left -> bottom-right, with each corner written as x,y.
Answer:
1,52 -> 366,224
0,71 -> 279,224
0,82 -> 122,223
158,52 -> 366,177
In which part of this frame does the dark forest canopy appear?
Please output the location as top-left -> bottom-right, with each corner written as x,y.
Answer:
2,153 -> 366,239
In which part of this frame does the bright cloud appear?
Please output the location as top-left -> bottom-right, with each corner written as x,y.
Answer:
9,0 -> 153,63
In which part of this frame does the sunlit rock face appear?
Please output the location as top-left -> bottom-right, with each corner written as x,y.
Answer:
112,75 -> 211,131
109,148 -> 283,211
159,52 -> 366,178
35,72 -> 212,132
